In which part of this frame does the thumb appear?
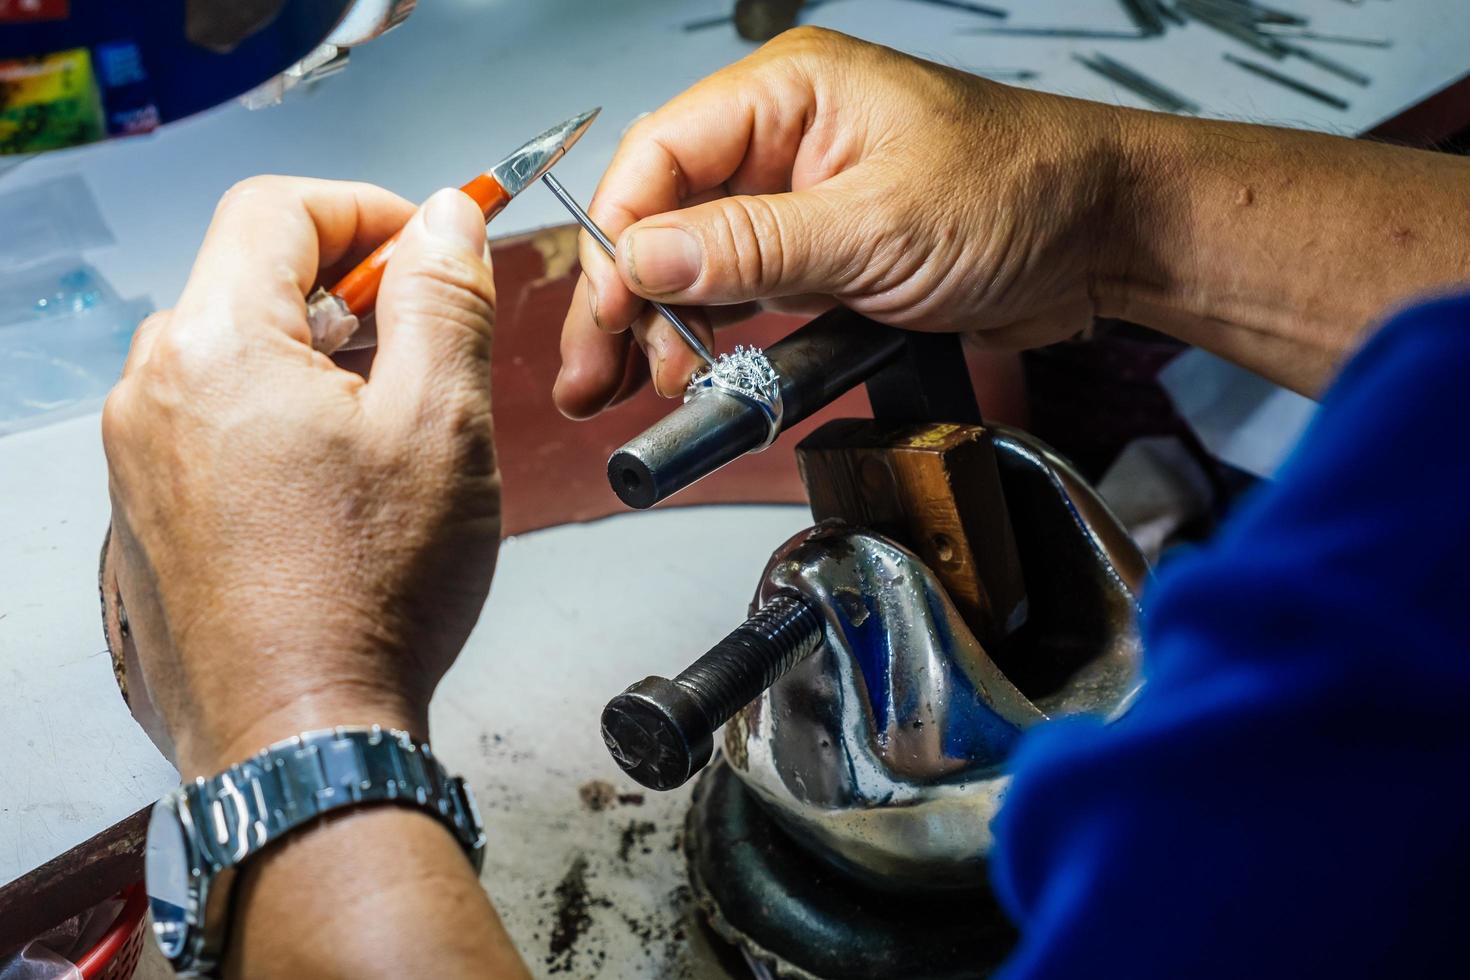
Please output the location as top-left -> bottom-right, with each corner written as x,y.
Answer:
616,184 -> 857,306
366,188 -> 496,410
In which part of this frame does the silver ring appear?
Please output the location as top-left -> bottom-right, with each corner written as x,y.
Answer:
684,344 -> 784,450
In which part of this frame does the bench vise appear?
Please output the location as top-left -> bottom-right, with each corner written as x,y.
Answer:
599,309 -> 1146,978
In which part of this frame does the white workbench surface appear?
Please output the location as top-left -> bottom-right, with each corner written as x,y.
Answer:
1,0 -> 1467,969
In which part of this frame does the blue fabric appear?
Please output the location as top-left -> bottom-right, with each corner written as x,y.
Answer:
991,294 -> 1470,978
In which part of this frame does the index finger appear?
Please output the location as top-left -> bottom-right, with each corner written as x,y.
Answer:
579,37 -> 835,333
175,176 -> 416,342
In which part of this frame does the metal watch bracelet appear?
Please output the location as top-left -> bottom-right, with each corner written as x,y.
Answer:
147,726 -> 485,976
186,726 -> 484,870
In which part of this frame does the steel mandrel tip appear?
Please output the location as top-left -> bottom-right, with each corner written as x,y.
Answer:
306,108 -> 602,349
491,107 -> 601,197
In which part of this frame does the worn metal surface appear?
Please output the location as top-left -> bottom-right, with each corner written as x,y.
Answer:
862,332 -> 984,427
686,759 -> 1015,980
602,591 -> 823,791
431,505 -> 815,978
490,111 -> 601,199
725,427 -> 1147,891
609,311 -> 906,508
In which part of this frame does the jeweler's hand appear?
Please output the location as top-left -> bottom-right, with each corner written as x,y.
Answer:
102,177 -> 501,780
555,26 -> 1126,416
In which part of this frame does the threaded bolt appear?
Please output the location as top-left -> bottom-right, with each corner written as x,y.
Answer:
601,590 -> 823,791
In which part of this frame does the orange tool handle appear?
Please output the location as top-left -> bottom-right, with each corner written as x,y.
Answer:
326,173 -> 511,317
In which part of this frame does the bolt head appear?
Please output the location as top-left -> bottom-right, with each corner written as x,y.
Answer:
601,677 -> 712,792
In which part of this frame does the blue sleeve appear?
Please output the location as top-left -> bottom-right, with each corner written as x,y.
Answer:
990,294 -> 1470,979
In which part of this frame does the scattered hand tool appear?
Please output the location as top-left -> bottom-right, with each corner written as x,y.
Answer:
1279,40 -> 1371,86
1118,0 -> 1167,37
1256,27 -> 1392,48
965,26 -> 1150,39
964,67 -> 1041,81
541,172 -> 717,368
1074,52 -> 1201,113
685,0 -> 1002,36
734,0 -> 807,40
1177,0 -> 1372,85
305,108 -> 599,352
1224,52 -> 1350,109
898,0 -> 1006,18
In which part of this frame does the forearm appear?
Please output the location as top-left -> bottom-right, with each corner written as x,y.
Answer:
1101,111 -> 1470,394
188,701 -> 528,980
228,807 -> 527,980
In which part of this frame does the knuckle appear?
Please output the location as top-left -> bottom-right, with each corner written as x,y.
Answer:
769,25 -> 856,68
99,386 -> 130,449
719,196 -> 790,294
394,253 -> 497,337
773,24 -> 838,52
136,310 -> 170,334
412,250 -> 497,306
216,174 -> 292,212
624,112 -> 658,146
148,323 -> 192,368
125,310 -> 169,359
147,321 -> 243,382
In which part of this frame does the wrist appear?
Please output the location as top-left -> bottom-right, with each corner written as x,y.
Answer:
1087,103 -> 1185,324
174,686 -> 428,780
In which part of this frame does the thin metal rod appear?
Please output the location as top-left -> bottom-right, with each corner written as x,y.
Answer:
1257,28 -> 1393,47
1282,42 -> 1371,86
1075,53 -> 1200,114
963,67 -> 1042,81
898,0 -> 1006,18
1117,0 -> 1166,37
682,0 -> 843,32
541,173 -> 716,367
965,26 -> 1150,38
1224,53 -> 1349,109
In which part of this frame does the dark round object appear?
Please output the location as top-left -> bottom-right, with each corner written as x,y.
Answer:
601,677 -> 712,791
685,759 -> 1017,980
606,450 -> 658,510
734,0 -> 803,41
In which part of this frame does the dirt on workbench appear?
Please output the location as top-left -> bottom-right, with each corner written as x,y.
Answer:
579,779 -> 617,812
578,779 -> 649,813
617,820 -> 658,863
546,855 -> 610,974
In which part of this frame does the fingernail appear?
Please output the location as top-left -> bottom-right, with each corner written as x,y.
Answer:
650,333 -> 676,397
653,351 -> 670,397
421,188 -> 487,254
625,227 -> 701,295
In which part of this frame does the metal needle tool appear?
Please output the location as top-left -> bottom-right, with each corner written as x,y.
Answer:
306,107 -> 600,352
542,172 -> 716,367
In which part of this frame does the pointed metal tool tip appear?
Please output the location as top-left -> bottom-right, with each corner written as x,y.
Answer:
491,108 -> 601,197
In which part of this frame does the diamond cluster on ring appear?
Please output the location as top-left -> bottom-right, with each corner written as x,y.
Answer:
707,345 -> 779,404
685,344 -> 784,450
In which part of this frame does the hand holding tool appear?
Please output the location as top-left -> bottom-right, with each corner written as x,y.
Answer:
305,108 -> 599,352
541,172 -> 716,367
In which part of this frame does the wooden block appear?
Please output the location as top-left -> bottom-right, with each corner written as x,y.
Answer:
796,420 -> 1028,650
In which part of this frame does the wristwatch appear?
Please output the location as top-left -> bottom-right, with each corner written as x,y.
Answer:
144,726 -> 485,977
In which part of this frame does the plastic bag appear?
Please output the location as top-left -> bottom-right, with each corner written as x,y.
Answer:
0,894 -> 122,980
0,293 -> 150,436
0,175 -> 115,270
0,258 -> 124,324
